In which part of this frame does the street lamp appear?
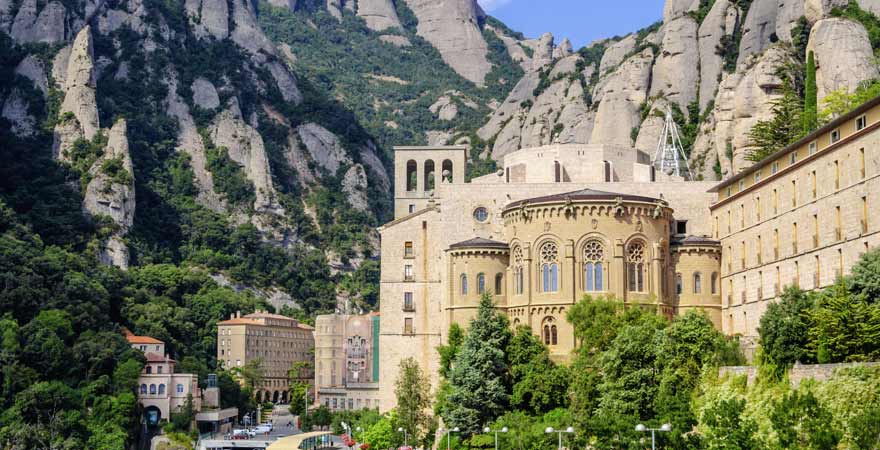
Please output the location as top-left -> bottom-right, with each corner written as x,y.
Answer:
397,427 -> 409,448
483,426 -> 508,450
356,426 -> 363,444
635,423 -> 671,450
438,426 -> 460,450
545,426 -> 574,450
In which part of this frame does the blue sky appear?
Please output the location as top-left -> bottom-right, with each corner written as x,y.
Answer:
480,0 -> 666,49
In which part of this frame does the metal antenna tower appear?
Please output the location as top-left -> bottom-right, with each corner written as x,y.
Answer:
652,106 -> 693,181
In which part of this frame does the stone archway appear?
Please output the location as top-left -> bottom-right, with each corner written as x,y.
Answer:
144,405 -> 162,428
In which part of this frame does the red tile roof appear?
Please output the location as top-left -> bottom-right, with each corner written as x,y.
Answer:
126,335 -> 164,345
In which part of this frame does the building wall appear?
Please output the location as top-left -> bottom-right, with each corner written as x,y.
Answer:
314,313 -> 381,410
670,245 -> 723,328
138,373 -> 200,420
711,113 -> 880,339
448,248 -> 510,325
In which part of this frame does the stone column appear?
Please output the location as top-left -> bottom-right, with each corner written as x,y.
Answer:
613,239 -> 625,301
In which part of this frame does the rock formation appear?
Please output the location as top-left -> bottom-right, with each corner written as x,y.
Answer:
191,77 -> 220,110
650,16 -> 700,111
591,48 -> 655,147
10,0 -> 66,43
598,34 -> 636,75
2,90 -> 36,136
357,0 -> 402,31
698,0 -> 739,110
807,17 -> 879,102
297,122 -> 351,174
54,25 -> 100,163
402,0 -> 492,85
83,119 -> 136,269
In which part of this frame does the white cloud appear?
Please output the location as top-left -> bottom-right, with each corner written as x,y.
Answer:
478,0 -> 513,12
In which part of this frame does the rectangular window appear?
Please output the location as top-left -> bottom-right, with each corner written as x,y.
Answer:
808,141 -> 817,155
831,128 -> 840,144
771,161 -> 779,174
834,160 -> 840,190
403,292 -> 414,311
773,189 -> 778,214
727,210 -> 731,233
790,151 -> 798,165
676,220 -> 688,235
739,180 -> 745,191
404,265 -> 414,281
754,171 -> 761,183
856,114 -> 867,131
757,235 -> 763,265
792,179 -> 798,207
836,206 -> 842,241
404,241 -> 413,258
774,229 -> 779,260
793,222 -> 799,254
408,204 -> 415,213
740,204 -> 745,228
863,196 -> 869,234
404,318 -> 413,335
756,197 -> 762,221
813,214 -> 819,249
811,171 -> 817,199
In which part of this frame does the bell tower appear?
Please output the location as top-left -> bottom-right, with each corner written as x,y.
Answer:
392,145 -> 467,218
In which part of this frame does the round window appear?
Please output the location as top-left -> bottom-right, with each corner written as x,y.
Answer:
473,207 -> 489,222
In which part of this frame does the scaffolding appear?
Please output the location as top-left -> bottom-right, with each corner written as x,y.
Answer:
652,107 -> 693,181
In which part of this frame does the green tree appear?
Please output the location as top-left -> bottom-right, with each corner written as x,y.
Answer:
444,294 -> 512,434
849,248 -> 880,301
806,280 -> 880,363
394,357 -> 431,443
700,397 -> 760,450
747,82 -> 805,162
437,323 -> 464,379
507,326 -> 570,414
770,389 -> 841,449
288,360 -> 313,416
819,80 -> 880,123
170,394 -> 195,431
233,357 -> 265,394
757,286 -> 814,377
362,411 -> 402,450
804,50 -> 818,133
566,295 -> 622,355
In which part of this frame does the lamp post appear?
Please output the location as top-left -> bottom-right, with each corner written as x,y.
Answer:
635,423 -> 671,450
356,426 -> 363,445
544,426 -> 574,450
483,426 -> 508,450
397,427 -> 408,448
438,426 -> 459,450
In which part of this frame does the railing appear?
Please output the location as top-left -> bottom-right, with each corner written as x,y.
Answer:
727,262 -> 732,272
403,303 -> 415,312
403,327 -> 414,335
812,188 -> 817,199
404,274 -> 414,282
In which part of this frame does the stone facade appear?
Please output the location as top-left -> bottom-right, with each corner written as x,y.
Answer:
710,96 -> 880,350
377,143 -> 722,411
126,332 -> 202,423
217,311 -> 315,403
314,313 -> 381,411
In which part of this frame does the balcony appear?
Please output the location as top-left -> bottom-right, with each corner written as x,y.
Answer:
834,228 -> 842,241
403,327 -> 414,335
812,234 -> 819,249
403,303 -> 415,313
403,274 -> 414,282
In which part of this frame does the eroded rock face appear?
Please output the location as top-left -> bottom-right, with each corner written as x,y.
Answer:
267,61 -> 303,105
359,142 -> 390,190
54,26 -> 100,162
210,98 -> 281,213
191,77 -> 220,110
357,0 -> 402,31
737,0 -> 780,67
804,0 -> 848,22
524,32 -> 554,71
598,34 -> 636,75
186,0 -> 229,40
379,34 -> 411,47
296,122 -> 351,174
429,95 -> 459,121
10,0 -> 66,44
775,0 -> 804,42
591,48 -> 654,147
807,18 -> 879,102
83,119 -> 135,269
15,55 -> 48,95
342,164 -> 369,211
553,38 -> 573,59
650,16 -> 699,111
698,0 -> 738,110
402,0 -> 491,84
229,0 -> 274,55
663,0 -> 699,21
2,90 -> 36,136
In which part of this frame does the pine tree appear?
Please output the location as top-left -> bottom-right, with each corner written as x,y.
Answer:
394,357 -> 431,444
443,294 -> 512,434
804,50 -> 818,133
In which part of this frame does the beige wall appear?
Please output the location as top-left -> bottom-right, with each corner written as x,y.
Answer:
712,111 -> 880,340
671,245 -> 723,328
314,314 -> 380,410
138,373 -> 201,420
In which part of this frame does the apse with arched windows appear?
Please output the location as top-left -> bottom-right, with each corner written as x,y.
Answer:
670,240 -> 723,328
448,244 -> 509,325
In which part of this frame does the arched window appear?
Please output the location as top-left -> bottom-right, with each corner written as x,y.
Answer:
540,242 -> 559,293
140,384 -> 147,394
711,273 -> 718,294
495,273 -> 503,295
627,241 -> 646,292
542,317 -> 557,345
441,159 -> 454,184
477,273 -> 486,294
583,240 -> 605,292
460,273 -> 468,295
676,273 -> 683,295
158,384 -> 165,395
513,247 -> 524,295
694,272 -> 702,294
424,160 -> 435,191
149,384 -> 157,395
177,384 -> 184,394
406,160 -> 417,191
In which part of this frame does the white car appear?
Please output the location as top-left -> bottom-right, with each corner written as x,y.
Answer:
253,425 -> 272,434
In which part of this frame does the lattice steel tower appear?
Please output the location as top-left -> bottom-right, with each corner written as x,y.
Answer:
652,106 -> 693,181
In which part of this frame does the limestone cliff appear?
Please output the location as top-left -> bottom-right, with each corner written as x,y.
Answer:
53,25 -> 100,163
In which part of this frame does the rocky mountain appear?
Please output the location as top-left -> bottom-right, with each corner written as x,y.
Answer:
473,0 -> 880,180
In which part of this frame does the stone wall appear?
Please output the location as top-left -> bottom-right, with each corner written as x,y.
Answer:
719,362 -> 880,387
